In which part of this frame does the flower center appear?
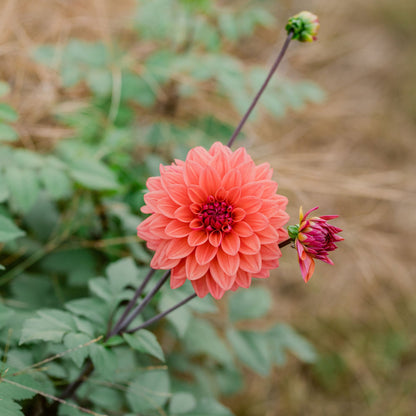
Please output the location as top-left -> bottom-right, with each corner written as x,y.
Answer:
198,195 -> 233,233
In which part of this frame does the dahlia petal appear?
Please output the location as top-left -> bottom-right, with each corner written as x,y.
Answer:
260,242 -> 281,260
221,169 -> 242,189
172,259 -> 186,279
141,205 -> 153,214
232,221 -> 253,237
238,196 -> 263,214
209,230 -> 222,247
175,206 -> 195,222
165,238 -> 195,259
151,240 -> 181,269
188,230 -> 209,246
144,190 -> 166,213
245,212 -> 269,231
256,225 -> 280,244
260,180 -> 278,198
170,274 -> 186,289
165,220 -> 191,238
187,146 -> 212,165
239,161 -> 256,183
262,258 -> 280,269
226,187 -> 242,205
146,176 -> 163,191
188,185 -> 208,204
206,275 -> 226,299
158,197 -> 179,218
255,162 -> 273,180
209,141 -> 232,157
166,184 -> 190,205
200,165 -> 221,195
235,270 -> 251,288
239,252 -> 262,273
189,218 -> 204,230
239,234 -> 261,255
231,207 -> 246,222
186,253 -> 210,280
184,160 -> 202,186
230,147 -> 249,167
211,149 -> 231,177
296,241 -> 315,282
217,248 -> 240,276
195,243 -> 218,265
215,187 -> 227,201
252,269 -> 270,279
261,199 -> 279,217
221,231 -> 240,256
210,259 -> 236,290
192,276 -> 210,298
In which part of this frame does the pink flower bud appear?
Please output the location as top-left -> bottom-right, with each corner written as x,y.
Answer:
288,207 -> 343,282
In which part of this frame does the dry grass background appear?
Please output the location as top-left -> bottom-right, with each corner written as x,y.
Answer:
1,0 -> 415,415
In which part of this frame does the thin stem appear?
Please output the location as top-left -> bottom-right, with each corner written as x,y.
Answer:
107,268 -> 156,339
127,293 -> 197,333
111,270 -> 171,335
227,31 -> 294,148
279,238 -> 293,249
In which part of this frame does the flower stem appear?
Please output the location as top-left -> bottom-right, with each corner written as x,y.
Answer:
279,238 -> 293,248
227,31 -> 294,148
110,270 -> 171,335
127,292 -> 197,333
107,268 -> 156,339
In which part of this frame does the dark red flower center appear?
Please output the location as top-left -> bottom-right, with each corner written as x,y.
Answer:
198,195 -> 233,233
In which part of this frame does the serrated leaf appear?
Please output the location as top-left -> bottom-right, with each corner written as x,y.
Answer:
88,278 -> 113,303
63,333 -> 92,368
65,298 -> 108,328
0,398 -> 23,416
0,370 -> 41,401
20,309 -> 76,344
228,287 -> 271,322
0,214 -> 25,243
0,123 -> 18,142
5,167 -> 40,213
0,104 -> 18,122
126,368 -> 170,413
106,257 -> 139,293
226,328 -> 272,376
123,330 -> 165,362
68,158 -> 119,190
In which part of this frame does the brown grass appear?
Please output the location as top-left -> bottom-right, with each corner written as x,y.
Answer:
1,0 -> 415,415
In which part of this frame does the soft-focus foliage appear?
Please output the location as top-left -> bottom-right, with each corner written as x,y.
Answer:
0,1 -> 324,415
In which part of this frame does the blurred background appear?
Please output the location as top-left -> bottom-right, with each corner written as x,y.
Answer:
0,0 -> 415,415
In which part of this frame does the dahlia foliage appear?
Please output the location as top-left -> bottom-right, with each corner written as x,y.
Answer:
137,142 -> 290,299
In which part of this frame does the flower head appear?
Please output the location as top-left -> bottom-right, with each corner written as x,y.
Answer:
288,206 -> 343,282
137,142 -> 289,299
286,11 -> 320,42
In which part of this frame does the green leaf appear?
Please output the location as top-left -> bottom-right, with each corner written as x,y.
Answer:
86,68 -> 112,97
0,81 -> 11,97
0,123 -> 18,142
123,330 -> 165,362
89,344 -> 118,381
67,158 -> 119,190
39,166 -> 72,199
0,104 -> 18,122
65,298 -> 108,327
268,324 -> 318,364
0,304 -> 15,330
0,370 -> 41,401
5,167 -> 40,213
106,257 -> 139,293
184,318 -> 233,365
0,399 -> 23,416
126,368 -> 170,413
0,214 -> 25,243
63,333 -> 92,368
169,392 -> 197,414
182,398 -> 234,416
226,328 -> 272,376
121,72 -> 156,107
20,309 -> 77,344
228,287 -> 272,322
0,172 -> 10,202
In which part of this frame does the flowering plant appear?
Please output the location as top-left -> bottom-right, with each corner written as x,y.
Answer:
0,5 -> 343,416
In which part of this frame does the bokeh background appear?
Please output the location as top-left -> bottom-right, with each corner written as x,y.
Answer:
1,0 -> 415,415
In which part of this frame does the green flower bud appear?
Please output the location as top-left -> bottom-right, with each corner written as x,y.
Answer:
286,11 -> 320,42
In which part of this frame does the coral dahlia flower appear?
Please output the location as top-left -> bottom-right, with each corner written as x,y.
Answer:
137,142 -> 289,299
289,206 -> 343,283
